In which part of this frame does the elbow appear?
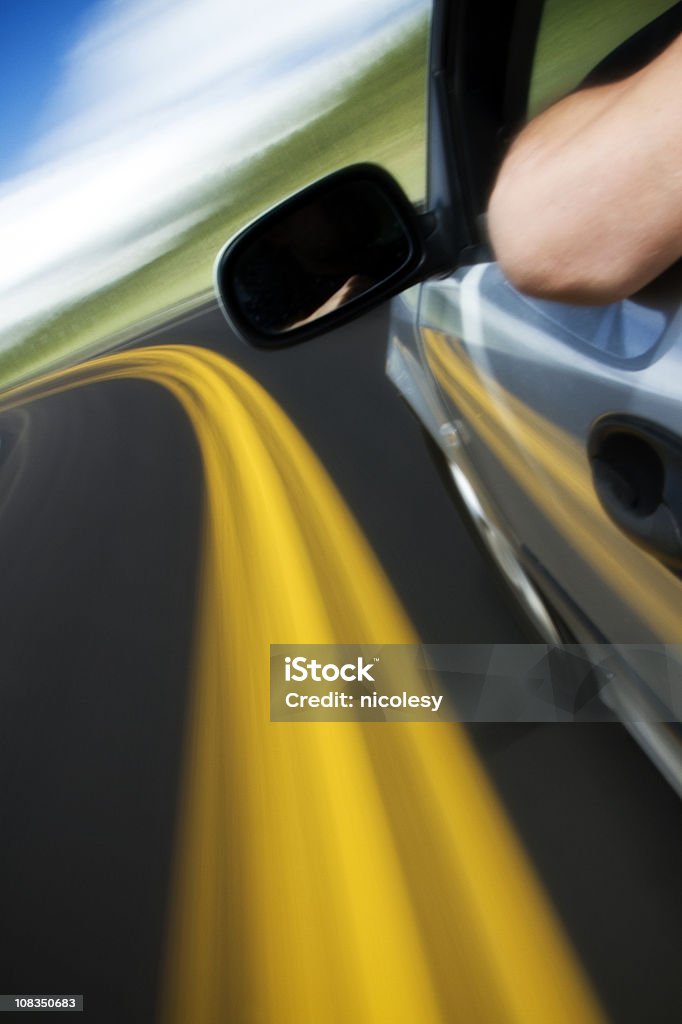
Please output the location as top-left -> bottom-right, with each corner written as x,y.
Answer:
493,240 -> 654,306
488,175 -> 658,306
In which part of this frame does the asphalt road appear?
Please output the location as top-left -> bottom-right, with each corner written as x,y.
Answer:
0,299 -> 680,1022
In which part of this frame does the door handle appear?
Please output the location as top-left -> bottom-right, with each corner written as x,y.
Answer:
589,416 -> 682,571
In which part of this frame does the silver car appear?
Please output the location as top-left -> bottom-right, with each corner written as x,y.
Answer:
215,0 -> 682,789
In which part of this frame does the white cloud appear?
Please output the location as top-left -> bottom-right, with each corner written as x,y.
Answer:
0,0 -> 427,345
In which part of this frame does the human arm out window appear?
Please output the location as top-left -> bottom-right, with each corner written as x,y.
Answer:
488,29 -> 682,304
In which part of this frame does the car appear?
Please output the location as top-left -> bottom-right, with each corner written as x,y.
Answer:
214,0 -> 682,792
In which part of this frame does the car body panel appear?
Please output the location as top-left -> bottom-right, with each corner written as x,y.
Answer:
387,252 -> 682,789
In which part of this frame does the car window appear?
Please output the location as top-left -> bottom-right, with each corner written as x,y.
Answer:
528,0 -> 678,117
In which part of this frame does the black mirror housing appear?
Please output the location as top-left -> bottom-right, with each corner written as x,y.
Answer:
214,164 -> 427,347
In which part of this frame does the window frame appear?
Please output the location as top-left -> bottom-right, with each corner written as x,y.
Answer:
426,0 -> 543,259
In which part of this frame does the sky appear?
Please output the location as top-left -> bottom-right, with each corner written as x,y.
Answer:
0,0 -> 102,180
0,0 -> 427,346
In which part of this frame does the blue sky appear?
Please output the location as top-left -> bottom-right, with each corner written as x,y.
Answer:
0,0 -> 103,179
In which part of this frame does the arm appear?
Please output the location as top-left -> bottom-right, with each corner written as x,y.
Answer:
487,33 -> 682,304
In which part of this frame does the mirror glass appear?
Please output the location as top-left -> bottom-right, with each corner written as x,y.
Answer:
229,179 -> 413,334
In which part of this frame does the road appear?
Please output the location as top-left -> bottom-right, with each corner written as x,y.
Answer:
0,299 -> 680,1022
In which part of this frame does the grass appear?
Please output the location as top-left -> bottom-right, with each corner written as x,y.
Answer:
1,15 -> 429,388
528,0 -> 676,115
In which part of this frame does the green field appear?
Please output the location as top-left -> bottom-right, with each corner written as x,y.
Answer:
529,0 -> 675,114
1,15 -> 429,388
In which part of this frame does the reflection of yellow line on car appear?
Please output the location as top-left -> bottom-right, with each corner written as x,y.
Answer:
423,327 -> 681,642
0,346 -> 604,1024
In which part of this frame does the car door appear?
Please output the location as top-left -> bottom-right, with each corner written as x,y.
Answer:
407,0 -> 682,784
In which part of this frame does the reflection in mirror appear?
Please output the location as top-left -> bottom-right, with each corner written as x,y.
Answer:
231,179 -> 413,334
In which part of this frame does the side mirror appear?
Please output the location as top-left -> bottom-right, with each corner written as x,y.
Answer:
214,164 -> 426,347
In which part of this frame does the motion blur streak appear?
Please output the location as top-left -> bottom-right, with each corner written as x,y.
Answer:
0,346 -> 603,1023
424,328 -> 682,641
